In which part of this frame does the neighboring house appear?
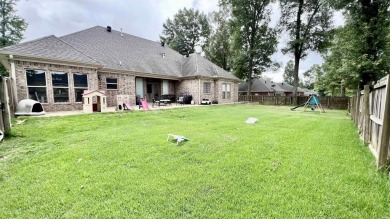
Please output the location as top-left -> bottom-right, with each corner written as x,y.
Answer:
0,26 -> 239,112
239,78 -> 305,96
301,88 -> 318,96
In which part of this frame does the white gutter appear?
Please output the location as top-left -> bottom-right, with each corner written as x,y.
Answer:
198,77 -> 201,105
9,55 -> 18,105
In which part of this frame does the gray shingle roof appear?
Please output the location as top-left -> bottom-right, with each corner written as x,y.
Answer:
239,78 -> 272,92
0,35 -> 100,65
239,78 -> 286,92
0,26 -> 238,81
276,82 -> 305,92
182,53 -> 238,80
239,79 -> 307,93
60,26 -> 184,77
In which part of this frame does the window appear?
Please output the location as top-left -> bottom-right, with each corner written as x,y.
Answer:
106,78 -> 118,89
222,83 -> 231,99
203,82 -> 211,94
163,80 -> 169,95
52,71 -> 69,103
26,69 -> 47,103
74,73 -> 88,102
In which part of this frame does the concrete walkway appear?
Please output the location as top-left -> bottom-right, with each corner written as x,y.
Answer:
42,103 -> 205,117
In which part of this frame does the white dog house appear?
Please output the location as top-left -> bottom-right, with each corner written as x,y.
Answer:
15,99 -> 45,116
82,90 -> 108,113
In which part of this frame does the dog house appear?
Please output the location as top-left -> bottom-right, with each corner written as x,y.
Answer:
15,99 -> 45,116
82,90 -> 108,113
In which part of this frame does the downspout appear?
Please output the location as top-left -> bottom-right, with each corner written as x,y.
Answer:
198,76 -> 201,105
9,55 -> 18,106
195,54 -> 200,105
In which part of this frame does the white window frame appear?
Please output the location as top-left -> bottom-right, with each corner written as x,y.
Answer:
203,82 -> 211,94
73,73 -> 88,103
52,71 -> 70,103
222,83 -> 231,100
106,78 -> 118,90
26,69 -> 47,103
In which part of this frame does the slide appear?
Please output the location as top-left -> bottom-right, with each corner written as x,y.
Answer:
290,102 -> 306,111
123,103 -> 133,110
140,99 -> 150,110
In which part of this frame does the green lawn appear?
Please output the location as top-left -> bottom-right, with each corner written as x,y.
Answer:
0,104 -> 389,218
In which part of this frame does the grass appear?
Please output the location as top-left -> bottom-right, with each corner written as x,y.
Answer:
0,104 -> 389,218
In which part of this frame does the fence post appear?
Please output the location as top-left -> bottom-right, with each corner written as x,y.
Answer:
0,77 -> 11,133
0,78 -> 5,133
377,76 -> 390,169
363,85 -> 370,144
355,91 -> 360,124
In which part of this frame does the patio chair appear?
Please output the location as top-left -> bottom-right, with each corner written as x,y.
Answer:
152,98 -> 160,107
177,96 -> 184,105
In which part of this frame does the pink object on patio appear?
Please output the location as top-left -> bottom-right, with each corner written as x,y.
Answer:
123,102 -> 133,110
140,99 -> 150,110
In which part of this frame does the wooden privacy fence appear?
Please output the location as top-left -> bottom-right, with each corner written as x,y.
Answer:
350,75 -> 390,168
238,95 -> 349,109
0,76 -> 13,138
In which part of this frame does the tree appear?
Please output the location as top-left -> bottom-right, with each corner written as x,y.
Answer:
283,60 -> 294,84
0,0 -> 27,76
228,0 -> 278,96
204,5 -> 231,70
279,0 -> 333,104
330,0 -> 390,88
160,8 -> 210,55
302,64 -> 323,90
321,27 -> 359,96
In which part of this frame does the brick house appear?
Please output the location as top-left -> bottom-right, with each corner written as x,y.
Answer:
239,78 -> 305,96
0,26 -> 239,112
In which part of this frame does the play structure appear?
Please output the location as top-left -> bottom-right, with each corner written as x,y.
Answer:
139,98 -> 150,110
290,95 -> 325,113
15,99 -> 45,116
82,90 -> 109,113
117,95 -> 133,110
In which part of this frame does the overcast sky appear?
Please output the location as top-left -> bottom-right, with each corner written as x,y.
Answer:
16,0 -> 344,82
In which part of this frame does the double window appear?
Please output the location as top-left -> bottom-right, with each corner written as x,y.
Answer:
52,72 -> 69,103
26,69 -> 47,103
222,83 -> 231,99
74,73 -> 88,102
203,82 -> 211,94
106,78 -> 118,90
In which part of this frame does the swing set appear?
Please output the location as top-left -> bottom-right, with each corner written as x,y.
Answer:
290,95 -> 325,113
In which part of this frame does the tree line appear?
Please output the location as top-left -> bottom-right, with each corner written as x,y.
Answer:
160,0 -> 390,100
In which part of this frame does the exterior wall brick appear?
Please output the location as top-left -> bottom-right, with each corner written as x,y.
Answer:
97,72 -> 136,107
14,60 -> 98,112
177,78 -> 238,104
176,79 -> 200,104
215,80 -> 239,104
13,60 -> 238,111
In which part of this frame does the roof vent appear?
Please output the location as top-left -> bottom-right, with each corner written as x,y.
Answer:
282,82 -> 284,85
120,28 -> 123,36
107,26 -> 111,32
119,61 -> 122,66
162,53 -> 166,58
161,42 -> 165,47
